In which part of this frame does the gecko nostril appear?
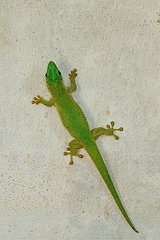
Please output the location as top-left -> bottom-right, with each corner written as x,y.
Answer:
45,73 -> 47,77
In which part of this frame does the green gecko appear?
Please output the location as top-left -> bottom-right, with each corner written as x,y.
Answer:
32,61 -> 138,233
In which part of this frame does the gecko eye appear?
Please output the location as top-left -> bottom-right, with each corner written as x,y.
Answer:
45,73 -> 47,77
58,71 -> 61,75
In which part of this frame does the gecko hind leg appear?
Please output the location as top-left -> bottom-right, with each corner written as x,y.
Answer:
64,121 -> 123,165
91,121 -> 123,140
63,139 -> 83,165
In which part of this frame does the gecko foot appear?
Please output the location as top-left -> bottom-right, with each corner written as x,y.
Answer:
31,95 -> 44,105
63,150 -> 83,165
106,121 -> 123,140
69,69 -> 77,80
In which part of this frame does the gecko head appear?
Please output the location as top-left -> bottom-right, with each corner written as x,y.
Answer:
45,61 -> 62,83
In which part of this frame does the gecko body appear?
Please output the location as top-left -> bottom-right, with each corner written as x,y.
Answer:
32,61 -> 138,233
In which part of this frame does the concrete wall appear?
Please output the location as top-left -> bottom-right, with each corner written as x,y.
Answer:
1,1 -> 160,239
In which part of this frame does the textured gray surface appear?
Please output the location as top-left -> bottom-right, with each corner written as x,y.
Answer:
1,1 -> 160,239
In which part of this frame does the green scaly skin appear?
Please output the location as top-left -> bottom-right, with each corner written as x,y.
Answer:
32,61 -> 138,233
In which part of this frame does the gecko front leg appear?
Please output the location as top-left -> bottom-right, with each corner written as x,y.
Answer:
67,69 -> 77,93
31,95 -> 55,107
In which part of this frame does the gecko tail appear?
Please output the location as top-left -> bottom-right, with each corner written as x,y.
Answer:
85,141 -> 139,233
